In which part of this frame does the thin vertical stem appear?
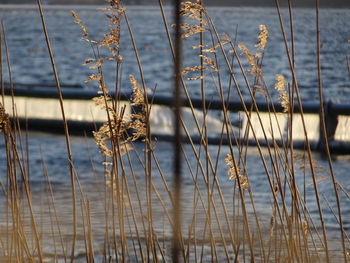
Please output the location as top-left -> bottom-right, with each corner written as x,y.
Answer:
274,1 -> 330,260
315,1 -> 347,262
172,0 -> 182,263
36,1 -> 77,261
0,23 -> 4,106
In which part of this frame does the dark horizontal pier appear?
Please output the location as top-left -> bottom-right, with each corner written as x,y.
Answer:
4,83 -> 350,115
3,84 -> 350,154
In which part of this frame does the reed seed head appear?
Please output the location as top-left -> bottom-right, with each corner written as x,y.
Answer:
71,11 -> 92,42
238,43 -> 262,77
180,1 -> 206,24
255,24 -> 269,50
0,103 -> 8,132
302,220 -> 308,237
225,154 -> 249,189
274,74 -> 289,113
130,75 -> 144,106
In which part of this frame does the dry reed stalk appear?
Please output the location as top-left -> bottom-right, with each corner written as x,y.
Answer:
209,36 -> 260,259
188,1 -> 217,258
219,41 -> 276,262
178,4 -> 262,256
4,137 -> 30,261
74,4 -> 137,260
41,153 -> 67,262
171,1 -> 183,263
322,195 -> 350,244
315,0 -> 347,261
233,38 -> 293,222
191,29 -> 252,263
1,22 -> 18,148
121,154 -> 146,262
224,32 -> 294,236
286,2 -> 299,242
180,141 -> 232,262
206,14 -> 295,260
158,0 -> 213,142
274,1 -> 333,261
180,114 -> 248,261
36,1 -> 77,261
1,21 -> 43,262
122,13 -> 158,260
0,24 -> 4,107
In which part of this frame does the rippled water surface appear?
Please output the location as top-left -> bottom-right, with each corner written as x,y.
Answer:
1,5 -> 349,101
0,131 -> 349,260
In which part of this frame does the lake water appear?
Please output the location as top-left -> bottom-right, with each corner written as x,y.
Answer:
0,5 -> 349,101
0,4 -> 350,261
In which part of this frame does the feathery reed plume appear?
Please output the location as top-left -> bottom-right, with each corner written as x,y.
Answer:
180,24 -> 205,39
237,25 -> 269,86
178,1 -> 206,39
71,11 -> 95,43
274,74 -> 289,112
181,65 -> 206,80
199,54 -> 217,71
193,35 -> 230,53
180,1 -> 206,24
74,1 -> 138,160
0,102 -> 8,131
255,24 -> 269,50
225,154 -> 249,189
100,0 -> 125,59
128,74 -> 146,141
302,220 -> 308,238
238,43 -> 262,77
92,75 -> 146,158
179,2 -> 224,81
130,74 -> 144,107
93,123 -> 115,157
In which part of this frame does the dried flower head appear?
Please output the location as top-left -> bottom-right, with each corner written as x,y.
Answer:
130,75 -> 144,106
75,1 -> 146,168
71,11 -> 96,43
181,65 -> 206,76
199,54 -> 217,71
274,74 -> 289,113
0,103 -> 8,132
85,73 -> 102,83
179,24 -> 205,39
255,25 -> 269,50
181,55 -> 217,80
302,220 -> 308,237
178,1 -> 207,39
129,75 -> 147,141
225,154 -> 249,189
238,43 -> 262,77
180,1 -> 206,24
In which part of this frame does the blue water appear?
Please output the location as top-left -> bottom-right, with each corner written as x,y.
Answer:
0,5 -> 349,101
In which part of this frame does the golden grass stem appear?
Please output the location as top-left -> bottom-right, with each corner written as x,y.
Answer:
315,0 -> 347,261
36,1 -> 77,261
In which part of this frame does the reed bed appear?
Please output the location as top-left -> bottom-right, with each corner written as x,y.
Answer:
0,0 -> 349,262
